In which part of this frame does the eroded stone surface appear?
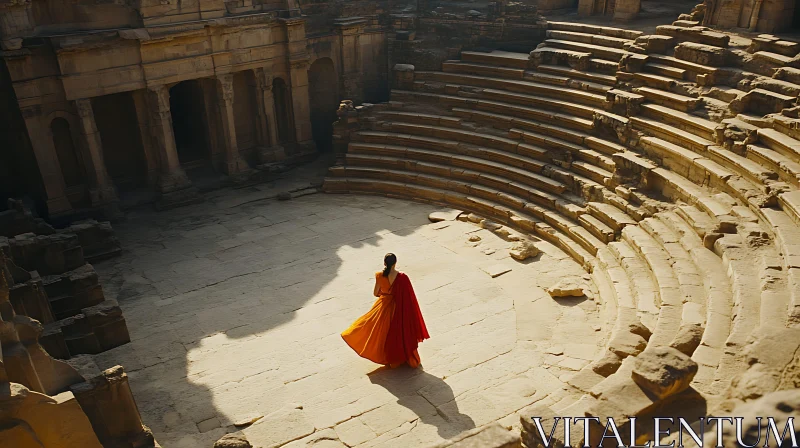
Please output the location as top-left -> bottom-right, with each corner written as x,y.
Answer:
92,194 -> 602,447
631,347 -> 698,399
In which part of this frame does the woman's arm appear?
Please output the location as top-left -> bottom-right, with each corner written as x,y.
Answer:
373,276 -> 381,297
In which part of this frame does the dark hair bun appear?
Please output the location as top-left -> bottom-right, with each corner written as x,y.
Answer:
383,253 -> 397,277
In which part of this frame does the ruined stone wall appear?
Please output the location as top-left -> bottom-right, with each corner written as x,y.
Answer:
702,0 -> 795,32
0,0 -> 391,220
0,61 -> 41,213
0,203 -> 153,447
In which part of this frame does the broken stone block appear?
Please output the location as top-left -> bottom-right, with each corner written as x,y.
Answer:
479,219 -> 503,231
70,366 -> 155,448
546,279 -> 586,297
9,233 -> 84,276
609,330 -> 647,359
215,432 -> 253,448
58,220 -> 121,262
669,323 -> 704,356
82,299 -> 131,352
428,209 -> 462,222
9,271 -> 55,325
520,404 -> 567,448
0,383 -> 104,447
631,347 -> 698,399
42,264 -> 105,320
592,351 -> 622,375
509,241 -> 540,261
674,41 -> 728,66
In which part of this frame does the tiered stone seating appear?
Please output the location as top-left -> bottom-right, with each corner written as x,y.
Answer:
326,19 -> 800,444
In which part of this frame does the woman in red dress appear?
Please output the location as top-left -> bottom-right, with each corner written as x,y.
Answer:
341,253 -> 430,368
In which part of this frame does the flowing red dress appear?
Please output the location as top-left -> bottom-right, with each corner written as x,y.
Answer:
341,272 -> 429,367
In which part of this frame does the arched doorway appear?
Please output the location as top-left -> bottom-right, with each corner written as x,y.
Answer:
272,77 -> 294,145
93,92 -> 147,191
169,80 -> 211,164
51,117 -> 89,208
308,58 -> 339,152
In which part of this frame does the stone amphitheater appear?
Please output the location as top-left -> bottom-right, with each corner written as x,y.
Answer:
2,0 -> 800,446
325,16 -> 800,448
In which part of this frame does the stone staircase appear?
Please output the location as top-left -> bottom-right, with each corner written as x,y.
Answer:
324,19 -> 800,446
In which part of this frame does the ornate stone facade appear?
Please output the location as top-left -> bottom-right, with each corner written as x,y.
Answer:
0,0 -> 388,218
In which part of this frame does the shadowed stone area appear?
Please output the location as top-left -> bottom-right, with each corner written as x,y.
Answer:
91,191 -> 603,447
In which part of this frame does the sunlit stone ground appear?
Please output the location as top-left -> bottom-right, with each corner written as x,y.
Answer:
93,180 -> 604,447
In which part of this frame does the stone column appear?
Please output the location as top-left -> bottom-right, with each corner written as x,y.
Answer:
146,85 -> 201,210
335,18 -> 367,103
215,74 -> 251,175
74,98 -> 119,210
288,59 -> 313,147
19,105 -> 72,217
281,17 -> 314,150
131,90 -> 160,188
254,68 -> 286,163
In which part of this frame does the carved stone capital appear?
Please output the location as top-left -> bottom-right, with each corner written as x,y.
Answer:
289,58 -> 309,70
147,85 -> 171,118
254,67 -> 274,92
74,98 -> 94,119
216,74 -> 234,102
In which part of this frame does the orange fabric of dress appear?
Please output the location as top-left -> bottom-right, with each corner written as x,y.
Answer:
341,272 -> 397,365
341,272 -> 424,367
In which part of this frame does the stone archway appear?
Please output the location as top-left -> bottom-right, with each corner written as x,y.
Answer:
92,92 -> 148,191
169,80 -> 212,165
272,77 -> 294,145
308,58 -> 339,152
51,117 -> 89,208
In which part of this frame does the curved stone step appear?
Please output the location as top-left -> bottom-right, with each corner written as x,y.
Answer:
375,111 -> 464,127
758,127 -> 800,160
633,117 -> 715,153
634,87 -> 700,112
544,39 -> 628,62
324,173 -> 600,266
608,239 -> 660,328
746,144 -> 800,187
346,142 -> 566,194
443,61 -> 525,80
648,54 -> 720,76
511,128 -> 615,173
760,207 -> 800,325
639,136 -> 733,187
414,71 -> 607,107
537,64 -> 617,86
375,121 -> 521,153
460,50 -> 530,69
645,62 -> 686,80
657,210 -> 733,394
652,167 -> 734,218
547,21 -> 643,40
352,133 -> 547,174
621,225 -> 687,348
640,104 -> 718,141
546,30 -> 633,49
452,103 -> 594,133
707,146 -> 779,185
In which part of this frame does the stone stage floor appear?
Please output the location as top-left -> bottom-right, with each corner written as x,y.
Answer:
93,185 -> 604,447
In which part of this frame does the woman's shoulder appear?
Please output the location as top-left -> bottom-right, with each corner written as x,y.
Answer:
375,271 -> 383,278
